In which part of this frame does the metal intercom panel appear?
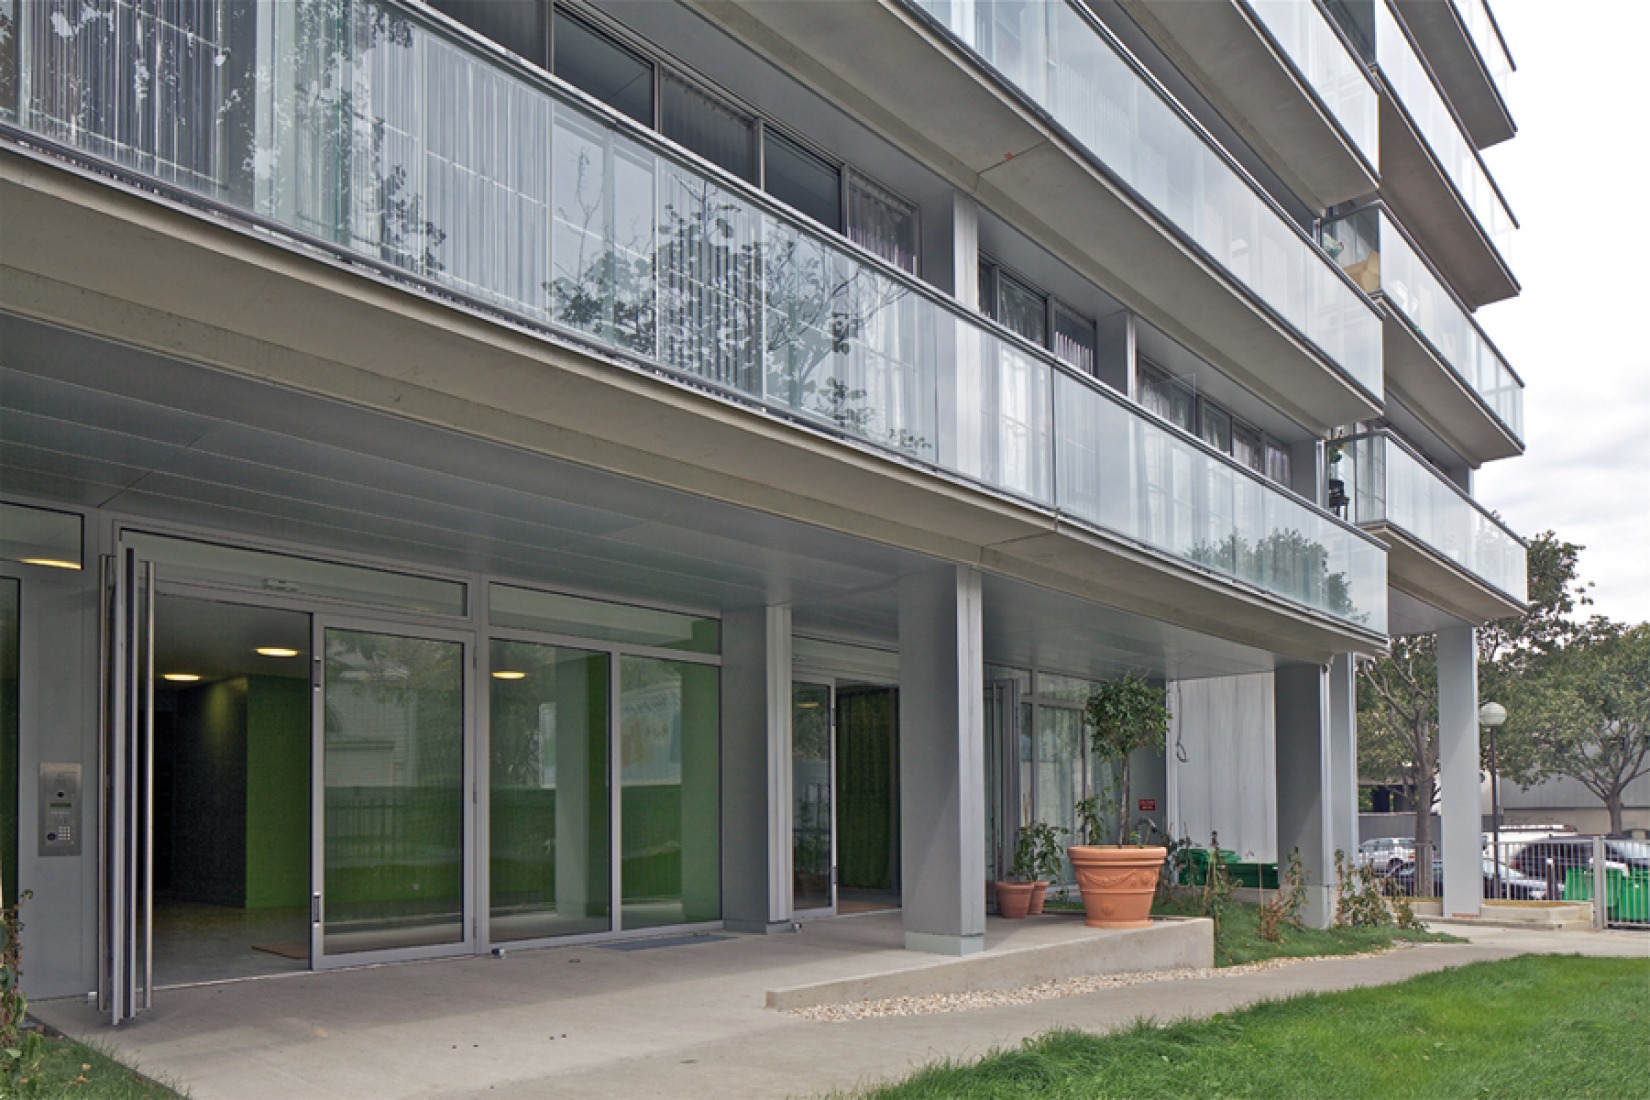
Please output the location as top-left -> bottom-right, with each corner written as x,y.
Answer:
39,763 -> 82,857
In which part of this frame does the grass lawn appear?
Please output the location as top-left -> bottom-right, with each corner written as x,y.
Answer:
6,1032 -> 182,1098
1043,893 -> 1453,967
864,954 -> 1650,1099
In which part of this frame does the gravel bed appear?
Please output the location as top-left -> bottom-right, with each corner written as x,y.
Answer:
787,948 -> 1405,1022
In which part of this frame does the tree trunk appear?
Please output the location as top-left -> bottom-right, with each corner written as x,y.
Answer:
1413,768 -> 1437,897
1605,792 -> 1625,836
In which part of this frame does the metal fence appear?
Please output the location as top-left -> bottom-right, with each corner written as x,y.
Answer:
1374,834 -> 1650,930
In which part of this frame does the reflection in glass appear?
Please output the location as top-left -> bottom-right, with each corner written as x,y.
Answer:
323,629 -> 464,953
792,682 -> 833,911
1036,706 -> 1082,880
490,640 -> 610,941
620,657 -> 719,929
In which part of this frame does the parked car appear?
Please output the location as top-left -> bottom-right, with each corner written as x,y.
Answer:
1509,837 -> 1650,894
1384,857 -> 1548,901
1355,837 -> 1415,873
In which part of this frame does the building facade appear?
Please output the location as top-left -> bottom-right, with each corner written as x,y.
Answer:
0,0 -> 1524,1018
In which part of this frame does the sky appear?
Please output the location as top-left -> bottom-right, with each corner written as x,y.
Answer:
1474,1 -> 1650,627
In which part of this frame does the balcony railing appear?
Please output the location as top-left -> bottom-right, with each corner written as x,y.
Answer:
1374,0 -> 1515,242
1336,431 -> 1525,603
1323,206 -> 1523,440
909,0 -> 1383,401
1244,0 -> 1379,167
0,0 -> 1386,633
1454,0 -> 1514,84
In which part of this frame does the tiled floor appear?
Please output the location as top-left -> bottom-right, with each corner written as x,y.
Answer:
152,901 -> 309,987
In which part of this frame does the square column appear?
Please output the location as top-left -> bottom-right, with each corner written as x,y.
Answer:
898,565 -> 986,956
720,605 -> 794,933
1274,660 -> 1356,928
1437,626 -> 1482,919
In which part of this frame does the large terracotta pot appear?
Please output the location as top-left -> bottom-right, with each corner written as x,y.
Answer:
995,880 -> 1036,919
1068,845 -> 1168,929
1028,880 -> 1050,915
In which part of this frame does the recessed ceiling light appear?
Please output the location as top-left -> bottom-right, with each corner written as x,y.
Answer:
163,673 -> 201,683
18,558 -> 81,570
491,670 -> 527,681
256,647 -> 300,658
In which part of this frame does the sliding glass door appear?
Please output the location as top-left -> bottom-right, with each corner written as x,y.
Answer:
314,620 -> 471,964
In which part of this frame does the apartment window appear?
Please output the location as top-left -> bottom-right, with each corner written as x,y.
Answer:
1265,441 -> 1293,489
552,8 -> 654,125
1232,421 -> 1264,474
1138,361 -> 1194,433
661,71 -> 757,183
763,130 -> 843,233
1197,400 -> 1231,454
428,0 -> 549,67
980,258 -> 1098,374
847,172 -> 920,276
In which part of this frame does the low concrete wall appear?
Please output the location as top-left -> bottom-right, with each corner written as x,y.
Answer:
766,916 -> 1213,1010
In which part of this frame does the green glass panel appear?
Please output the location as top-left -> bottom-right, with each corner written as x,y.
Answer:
836,687 -> 897,892
619,657 -> 719,928
489,640 -> 610,941
323,628 -> 464,953
0,578 -> 17,907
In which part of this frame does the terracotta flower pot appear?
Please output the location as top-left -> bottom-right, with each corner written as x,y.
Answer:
1029,880 -> 1050,915
995,880 -> 1036,919
1068,845 -> 1168,929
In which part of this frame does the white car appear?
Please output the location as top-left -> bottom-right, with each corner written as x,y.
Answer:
1356,837 -> 1415,873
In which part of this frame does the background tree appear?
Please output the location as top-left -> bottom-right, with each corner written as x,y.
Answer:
1500,621 -> 1649,835
1356,532 -> 1589,865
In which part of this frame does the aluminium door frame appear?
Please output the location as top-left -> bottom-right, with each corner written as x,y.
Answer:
790,670 -> 837,920
310,612 -> 479,971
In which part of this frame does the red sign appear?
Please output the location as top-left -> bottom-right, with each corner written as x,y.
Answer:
1138,798 -> 1158,812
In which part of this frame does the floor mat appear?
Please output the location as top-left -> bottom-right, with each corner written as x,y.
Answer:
251,942 -> 309,960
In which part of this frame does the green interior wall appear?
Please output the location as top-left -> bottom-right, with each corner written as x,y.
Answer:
837,687 -> 899,891
245,676 -> 310,908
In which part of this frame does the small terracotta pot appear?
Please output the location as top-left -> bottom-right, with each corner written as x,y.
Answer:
995,880 -> 1036,919
1028,880 -> 1050,915
1068,845 -> 1168,929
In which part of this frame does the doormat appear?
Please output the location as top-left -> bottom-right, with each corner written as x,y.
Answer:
598,935 -> 732,952
251,942 -> 309,960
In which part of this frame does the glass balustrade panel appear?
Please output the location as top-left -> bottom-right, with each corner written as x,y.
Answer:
1374,0 -> 1514,243
915,0 -> 1382,396
1246,0 -> 1378,164
3,0 -> 1385,630
1055,374 -> 1386,631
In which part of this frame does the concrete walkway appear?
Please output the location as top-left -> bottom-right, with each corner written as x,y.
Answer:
30,915 -> 1648,1099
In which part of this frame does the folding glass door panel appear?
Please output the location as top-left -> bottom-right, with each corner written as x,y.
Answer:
314,621 -> 470,963
489,640 -> 611,941
791,680 -> 834,914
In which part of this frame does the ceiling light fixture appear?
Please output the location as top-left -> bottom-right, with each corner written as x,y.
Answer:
491,670 -> 527,681
256,647 -> 301,658
18,558 -> 81,570
163,673 -> 201,683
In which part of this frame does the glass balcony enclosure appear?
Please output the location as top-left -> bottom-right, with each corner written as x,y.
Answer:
1243,0 -> 1378,168
1336,431 -> 1525,604
1322,206 -> 1522,440
1454,0 -> 1513,84
910,0 -> 1382,400
0,0 -> 1385,634
1373,0 -> 1514,243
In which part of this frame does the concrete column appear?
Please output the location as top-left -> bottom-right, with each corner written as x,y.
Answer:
719,605 -> 793,933
951,193 -> 980,309
898,565 -> 986,956
1326,654 -> 1359,877
1437,626 -> 1482,919
1274,662 -> 1353,928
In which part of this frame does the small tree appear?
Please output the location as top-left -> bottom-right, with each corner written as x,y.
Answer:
1083,673 -> 1171,845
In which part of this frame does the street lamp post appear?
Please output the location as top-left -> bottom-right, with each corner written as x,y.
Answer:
1480,701 -> 1508,899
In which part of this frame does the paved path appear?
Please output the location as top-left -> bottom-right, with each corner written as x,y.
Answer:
31,921 -> 1647,1099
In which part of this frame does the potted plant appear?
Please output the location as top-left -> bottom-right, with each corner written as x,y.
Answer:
1068,672 -> 1172,929
1016,820 -> 1068,915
